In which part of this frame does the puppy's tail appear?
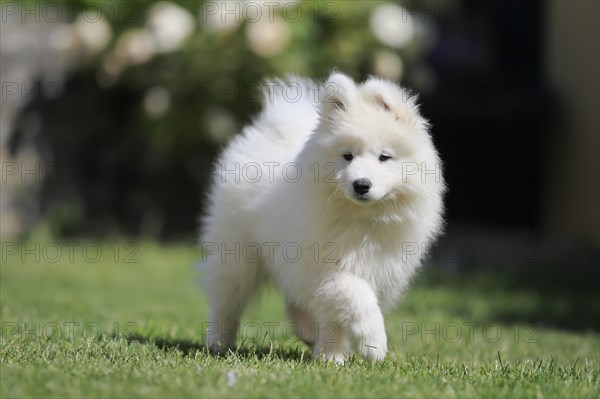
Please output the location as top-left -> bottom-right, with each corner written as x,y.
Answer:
256,75 -> 320,137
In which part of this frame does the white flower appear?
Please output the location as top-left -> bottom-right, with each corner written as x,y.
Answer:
246,16 -> 291,57
147,1 -> 195,52
373,50 -> 404,81
73,14 -> 112,54
116,29 -> 156,65
370,4 -> 415,49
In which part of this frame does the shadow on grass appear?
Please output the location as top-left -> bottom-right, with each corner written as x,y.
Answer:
417,260 -> 600,332
125,333 -> 311,362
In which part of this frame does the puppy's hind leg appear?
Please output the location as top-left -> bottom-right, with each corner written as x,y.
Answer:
201,241 -> 264,352
311,319 -> 351,364
286,303 -> 317,350
288,303 -> 349,363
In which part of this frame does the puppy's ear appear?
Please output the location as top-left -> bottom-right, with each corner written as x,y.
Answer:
374,95 -> 394,116
363,78 -> 426,129
320,72 -> 357,114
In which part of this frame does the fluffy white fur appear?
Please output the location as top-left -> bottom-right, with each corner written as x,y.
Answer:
201,72 -> 445,362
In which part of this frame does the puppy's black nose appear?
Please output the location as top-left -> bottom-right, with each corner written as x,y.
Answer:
353,178 -> 372,195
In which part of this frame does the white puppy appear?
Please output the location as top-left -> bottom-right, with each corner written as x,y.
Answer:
201,72 -> 445,362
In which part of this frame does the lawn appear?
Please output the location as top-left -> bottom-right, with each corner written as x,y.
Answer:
1,239 -> 598,398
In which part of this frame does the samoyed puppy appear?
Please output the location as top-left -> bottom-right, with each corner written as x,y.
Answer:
201,72 -> 445,362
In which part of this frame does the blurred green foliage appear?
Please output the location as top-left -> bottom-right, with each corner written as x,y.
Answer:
11,0 -> 427,239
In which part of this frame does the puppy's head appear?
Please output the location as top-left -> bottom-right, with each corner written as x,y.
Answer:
315,72 -> 442,209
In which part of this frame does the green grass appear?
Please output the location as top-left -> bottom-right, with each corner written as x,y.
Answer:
1,239 -> 599,398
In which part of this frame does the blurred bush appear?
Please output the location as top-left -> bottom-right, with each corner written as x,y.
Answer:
7,0 -> 432,240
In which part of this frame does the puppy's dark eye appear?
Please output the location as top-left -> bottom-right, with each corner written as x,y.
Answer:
379,154 -> 391,162
343,152 -> 354,161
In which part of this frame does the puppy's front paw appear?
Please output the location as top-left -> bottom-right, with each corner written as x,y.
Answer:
350,317 -> 388,362
358,334 -> 387,362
